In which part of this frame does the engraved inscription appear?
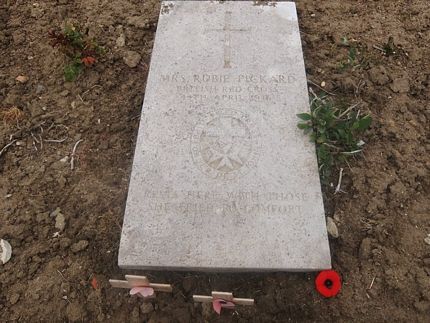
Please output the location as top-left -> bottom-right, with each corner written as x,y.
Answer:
144,201 -> 304,216
140,189 -> 318,216
191,109 -> 260,180
160,72 -> 297,104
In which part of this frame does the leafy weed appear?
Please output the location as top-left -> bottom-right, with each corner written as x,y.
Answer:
49,24 -> 105,81
339,37 -> 366,71
297,95 -> 372,181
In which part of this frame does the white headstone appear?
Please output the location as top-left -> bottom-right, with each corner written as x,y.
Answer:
118,1 -> 331,271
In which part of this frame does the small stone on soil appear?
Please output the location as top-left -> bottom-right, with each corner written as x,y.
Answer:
116,34 -> 126,47
71,240 -> 89,253
55,213 -> 66,231
0,239 -> 12,265
16,75 -> 28,83
424,234 -> 430,245
123,50 -> 141,68
326,217 -> 339,238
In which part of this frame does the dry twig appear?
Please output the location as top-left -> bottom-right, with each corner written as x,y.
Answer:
0,140 -> 17,158
368,276 -> 376,290
334,168 -> 345,194
372,45 -> 385,53
70,139 -> 83,170
44,137 -> 68,143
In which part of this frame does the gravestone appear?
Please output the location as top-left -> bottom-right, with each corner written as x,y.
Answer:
118,1 -> 331,271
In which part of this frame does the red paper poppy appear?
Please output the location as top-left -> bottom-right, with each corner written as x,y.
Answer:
212,299 -> 236,315
315,270 -> 341,298
82,56 -> 96,66
90,276 -> 98,290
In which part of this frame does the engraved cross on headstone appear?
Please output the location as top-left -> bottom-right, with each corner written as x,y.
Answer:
205,11 -> 250,68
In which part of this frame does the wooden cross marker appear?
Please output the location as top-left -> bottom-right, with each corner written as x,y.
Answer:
193,291 -> 254,314
109,275 -> 172,299
205,11 -> 250,69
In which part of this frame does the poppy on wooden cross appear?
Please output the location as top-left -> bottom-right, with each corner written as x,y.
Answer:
109,275 -> 172,299
193,291 -> 254,315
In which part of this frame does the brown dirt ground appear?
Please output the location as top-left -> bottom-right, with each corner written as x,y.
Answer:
1,0 -> 429,322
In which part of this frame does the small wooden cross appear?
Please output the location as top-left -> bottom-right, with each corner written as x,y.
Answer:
193,291 -> 254,314
109,275 -> 172,299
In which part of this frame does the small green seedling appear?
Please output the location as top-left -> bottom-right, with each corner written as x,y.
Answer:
382,36 -> 397,56
340,36 -> 349,46
49,24 -> 105,81
297,95 -> 372,181
339,37 -> 364,71
374,36 -> 404,58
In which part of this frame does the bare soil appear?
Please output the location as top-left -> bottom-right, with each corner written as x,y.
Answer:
1,0 -> 429,322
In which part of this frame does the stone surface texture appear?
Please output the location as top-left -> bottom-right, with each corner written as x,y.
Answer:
118,1 -> 331,271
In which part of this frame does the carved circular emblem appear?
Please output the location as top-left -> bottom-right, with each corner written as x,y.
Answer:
191,109 -> 260,180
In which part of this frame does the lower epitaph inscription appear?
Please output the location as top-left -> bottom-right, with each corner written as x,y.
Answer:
141,189 -> 315,216
119,1 -> 331,271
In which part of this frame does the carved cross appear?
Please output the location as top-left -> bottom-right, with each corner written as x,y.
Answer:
205,11 -> 250,68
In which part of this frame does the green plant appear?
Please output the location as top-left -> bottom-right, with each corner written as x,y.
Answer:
63,58 -> 83,82
382,36 -> 397,56
49,24 -> 104,81
339,37 -> 363,71
297,95 -> 372,181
